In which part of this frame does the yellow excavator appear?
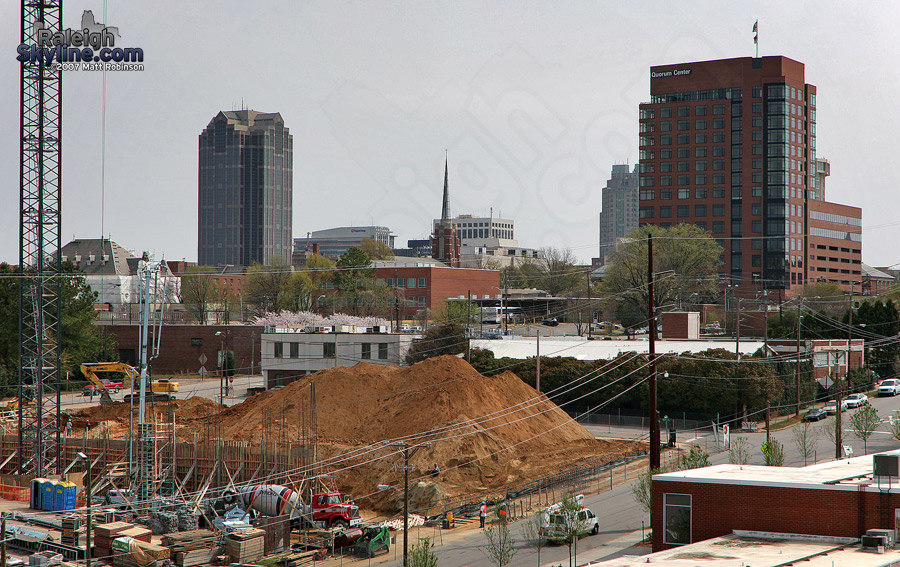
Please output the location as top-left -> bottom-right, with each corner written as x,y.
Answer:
80,362 -> 138,405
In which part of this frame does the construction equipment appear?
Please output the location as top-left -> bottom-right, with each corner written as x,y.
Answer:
80,362 -> 137,404
354,526 -> 390,558
221,485 -> 363,530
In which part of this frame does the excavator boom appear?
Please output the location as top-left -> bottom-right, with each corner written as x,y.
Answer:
80,363 -> 138,404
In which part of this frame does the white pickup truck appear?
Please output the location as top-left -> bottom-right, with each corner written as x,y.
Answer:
538,495 -> 600,543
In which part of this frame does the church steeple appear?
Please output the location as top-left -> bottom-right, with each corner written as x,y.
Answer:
440,150 -> 450,221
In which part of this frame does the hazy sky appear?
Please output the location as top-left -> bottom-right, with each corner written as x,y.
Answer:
3,1 -> 900,266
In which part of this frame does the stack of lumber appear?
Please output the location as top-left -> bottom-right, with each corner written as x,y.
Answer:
161,529 -> 219,567
224,529 -> 266,563
110,537 -> 170,567
251,515 -> 290,555
118,526 -> 152,543
93,521 -> 132,561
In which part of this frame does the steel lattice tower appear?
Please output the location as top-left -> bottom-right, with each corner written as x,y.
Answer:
18,0 -> 63,476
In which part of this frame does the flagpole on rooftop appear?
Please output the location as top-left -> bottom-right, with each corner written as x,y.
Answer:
753,20 -> 759,57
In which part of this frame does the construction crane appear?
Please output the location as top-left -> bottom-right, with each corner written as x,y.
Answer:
80,362 -> 138,405
18,1 -> 63,476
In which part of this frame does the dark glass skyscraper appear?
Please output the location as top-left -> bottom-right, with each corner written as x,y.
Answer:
198,110 -> 293,267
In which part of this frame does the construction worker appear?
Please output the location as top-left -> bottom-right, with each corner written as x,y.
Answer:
65,418 -> 72,437
479,501 -> 487,528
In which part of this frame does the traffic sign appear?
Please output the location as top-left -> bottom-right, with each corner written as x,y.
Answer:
199,353 -> 208,365
199,366 -> 207,379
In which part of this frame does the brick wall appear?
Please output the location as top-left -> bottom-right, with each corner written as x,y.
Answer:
104,324 -> 264,375
651,478 -> 898,551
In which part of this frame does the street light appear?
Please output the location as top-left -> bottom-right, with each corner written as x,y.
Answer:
77,452 -> 92,567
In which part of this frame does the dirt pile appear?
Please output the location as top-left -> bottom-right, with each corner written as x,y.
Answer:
70,356 -> 645,512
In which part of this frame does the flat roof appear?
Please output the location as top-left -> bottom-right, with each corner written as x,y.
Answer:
471,336 -> 765,361
590,532 -> 897,567
655,449 -> 900,493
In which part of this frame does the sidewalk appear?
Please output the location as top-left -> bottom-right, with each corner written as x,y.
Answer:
541,529 -> 649,567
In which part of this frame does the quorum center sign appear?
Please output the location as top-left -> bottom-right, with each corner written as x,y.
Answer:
650,68 -> 692,78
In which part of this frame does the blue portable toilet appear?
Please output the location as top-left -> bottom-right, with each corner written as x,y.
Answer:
42,480 -> 57,511
60,481 -> 77,511
30,478 -> 47,509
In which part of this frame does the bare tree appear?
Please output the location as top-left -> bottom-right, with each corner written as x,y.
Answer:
728,436 -> 752,465
850,405 -> 881,454
631,468 -> 659,516
180,265 -> 225,324
481,520 -> 517,567
792,422 -> 820,465
519,512 -> 544,567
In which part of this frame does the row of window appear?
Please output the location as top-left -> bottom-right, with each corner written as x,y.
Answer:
649,87 -> 742,104
377,277 -> 428,288
272,341 -> 390,360
809,227 -> 862,242
639,187 -> 769,200
809,210 -> 862,226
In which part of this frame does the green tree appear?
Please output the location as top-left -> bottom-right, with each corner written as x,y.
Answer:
679,444 -> 711,469
850,300 -> 899,380
849,404 -> 880,454
761,439 -> 785,466
408,537 -> 438,567
438,299 -> 481,325
359,237 -> 394,260
631,467 -> 661,516
244,257 -> 294,316
554,493 -> 591,567
334,248 -> 376,315
602,224 -> 723,327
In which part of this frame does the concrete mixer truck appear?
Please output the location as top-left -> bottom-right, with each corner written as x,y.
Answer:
222,485 -> 363,530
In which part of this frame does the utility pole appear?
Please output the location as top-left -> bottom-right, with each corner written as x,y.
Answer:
503,274 -> 508,336
834,349 -> 843,460
466,291 -> 472,361
536,331 -> 541,393
2,517 -> 6,567
648,233 -> 660,470
387,442 -> 429,567
586,271 -> 592,339
795,301 -> 802,417
735,297 -> 741,354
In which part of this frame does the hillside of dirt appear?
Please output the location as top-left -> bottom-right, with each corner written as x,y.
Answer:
68,355 -> 646,513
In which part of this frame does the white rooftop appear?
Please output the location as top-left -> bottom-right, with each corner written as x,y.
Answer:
590,532 -> 896,567
655,449 -> 900,493
471,336 -> 765,361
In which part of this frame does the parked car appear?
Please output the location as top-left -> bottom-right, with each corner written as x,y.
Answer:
845,393 -> 868,408
100,379 -> 122,393
824,400 -> 850,414
878,379 -> 900,396
803,408 -> 828,422
542,318 -> 559,327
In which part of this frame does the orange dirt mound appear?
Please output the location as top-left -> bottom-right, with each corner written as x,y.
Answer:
71,355 -> 645,511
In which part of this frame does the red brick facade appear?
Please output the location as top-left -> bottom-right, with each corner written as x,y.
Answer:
652,477 -> 898,551
373,266 -> 500,318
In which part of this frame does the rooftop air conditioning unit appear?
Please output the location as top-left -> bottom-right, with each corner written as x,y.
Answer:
866,528 -> 894,548
874,454 -> 899,479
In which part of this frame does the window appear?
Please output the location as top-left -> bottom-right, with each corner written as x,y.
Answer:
752,220 -> 762,233
639,207 -> 654,219
713,132 -> 726,143
752,238 -> 762,250
695,133 -> 707,144
418,278 -> 427,288
695,119 -> 707,130
695,187 -> 707,198
661,135 -> 672,145
695,147 -> 707,158
660,189 -> 672,199
290,342 -> 299,358
660,121 -> 672,131
752,86 -> 762,98
696,105 -> 707,116
695,204 -> 707,216
191,338 -> 202,347
274,342 -> 283,358
397,278 -> 405,288
361,343 -> 371,360
752,255 -> 762,267
695,221 -> 707,231
386,278 -> 394,287
752,116 -> 762,127
660,176 -> 672,186
678,106 -> 690,117
678,188 -> 690,199
407,278 -> 416,288
660,148 -> 672,159
677,205 -> 689,218
713,146 -> 725,157
677,175 -> 689,185
752,186 -> 762,197
677,120 -> 689,131
752,158 -> 762,169
712,221 -> 725,234
752,102 -> 762,113
713,104 -> 725,115
713,204 -> 725,216
677,148 -> 690,158
378,343 -> 388,360
324,342 -> 336,358
677,134 -> 689,144
712,187 -> 725,198
660,161 -> 672,172
660,206 -> 672,218
418,296 -> 427,307
695,174 -> 707,185
752,203 -> 762,215
713,118 -> 725,129
713,173 -> 725,184
712,160 -> 724,171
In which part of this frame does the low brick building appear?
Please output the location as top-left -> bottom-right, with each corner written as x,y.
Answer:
651,450 -> 900,551
104,324 -> 263,376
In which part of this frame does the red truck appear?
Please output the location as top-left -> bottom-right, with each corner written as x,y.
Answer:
224,485 -> 363,529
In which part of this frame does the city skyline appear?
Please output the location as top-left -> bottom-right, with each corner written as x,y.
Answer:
1,2 -> 898,266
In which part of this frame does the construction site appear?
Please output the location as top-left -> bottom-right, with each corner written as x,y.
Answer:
0,354 -> 650,567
